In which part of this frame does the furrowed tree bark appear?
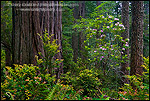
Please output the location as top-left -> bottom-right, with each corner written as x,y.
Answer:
72,3 -> 79,63
143,1 -> 149,57
12,1 -> 63,77
79,1 -> 86,61
130,1 -> 144,76
54,1 -> 63,79
121,1 -> 129,84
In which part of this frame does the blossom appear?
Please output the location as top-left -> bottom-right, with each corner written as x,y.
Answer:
94,50 -> 97,53
39,77 -> 42,81
100,58 -> 102,60
100,34 -> 104,37
111,45 -> 113,47
25,79 -> 29,81
109,22 -> 111,23
107,26 -> 110,28
102,48 -> 105,50
114,18 -> 119,20
100,47 -> 102,49
101,30 -> 103,32
101,56 -> 104,58
113,28 -> 116,30
122,48 -> 125,50
125,44 -> 129,47
105,48 -> 107,50
99,45 -> 102,47
121,52 -> 123,54
115,23 -> 118,26
111,49 -> 113,50
119,24 -> 124,27
125,42 -> 129,46
102,16 -> 104,18
92,29 -> 97,31
108,15 -> 112,18
90,36 -> 92,37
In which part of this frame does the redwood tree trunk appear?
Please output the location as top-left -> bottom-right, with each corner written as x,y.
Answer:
130,1 -> 144,76
72,3 -> 79,63
12,1 -> 63,77
79,1 -> 85,61
121,1 -> 129,84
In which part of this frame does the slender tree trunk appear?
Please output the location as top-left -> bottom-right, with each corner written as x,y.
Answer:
79,1 -> 85,61
72,3 -> 79,63
121,1 -> 129,84
130,1 -> 144,76
5,48 -> 11,66
143,1 -> 149,57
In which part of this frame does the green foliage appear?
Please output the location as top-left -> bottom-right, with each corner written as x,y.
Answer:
46,79 -> 83,100
118,57 -> 149,100
75,69 -> 101,97
36,29 -> 63,74
60,68 -> 102,98
1,1 -> 12,50
73,3 -> 129,94
1,64 -> 56,100
62,35 -> 77,73
1,49 -> 6,82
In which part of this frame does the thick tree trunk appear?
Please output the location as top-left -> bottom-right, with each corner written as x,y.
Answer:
13,1 -> 44,65
121,1 -> 129,84
130,1 -> 144,76
12,1 -> 63,77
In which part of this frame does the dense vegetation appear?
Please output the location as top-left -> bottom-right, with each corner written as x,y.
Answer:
1,1 -> 149,100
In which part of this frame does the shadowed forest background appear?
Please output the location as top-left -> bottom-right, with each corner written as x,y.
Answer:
1,1 -> 149,100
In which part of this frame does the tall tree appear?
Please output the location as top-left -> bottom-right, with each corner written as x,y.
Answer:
143,1 -> 149,57
121,1 -> 129,84
12,1 -> 63,78
1,1 -> 12,66
72,2 -> 79,63
79,1 -> 86,61
130,1 -> 144,76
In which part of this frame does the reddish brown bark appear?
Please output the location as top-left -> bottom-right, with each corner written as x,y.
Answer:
72,3 -> 79,63
130,1 -> 144,76
121,1 -> 129,84
79,1 -> 85,61
12,1 -> 63,77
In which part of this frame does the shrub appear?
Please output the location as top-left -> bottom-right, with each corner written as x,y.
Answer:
118,57 -> 149,100
46,79 -> 83,100
1,64 -> 56,100
75,69 -> 102,97
1,49 -> 6,83
36,29 -> 63,75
